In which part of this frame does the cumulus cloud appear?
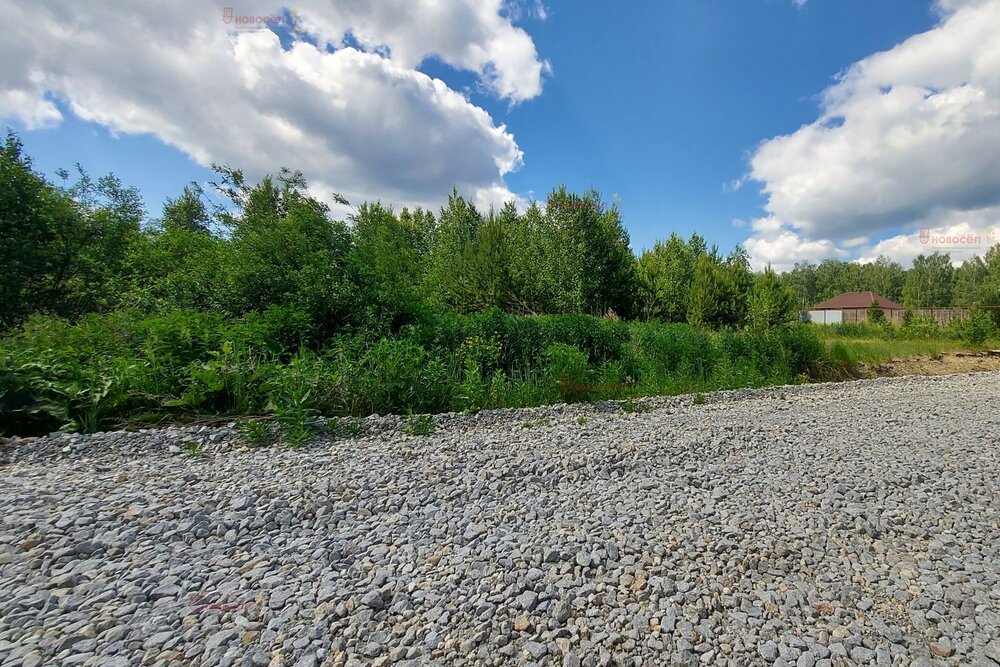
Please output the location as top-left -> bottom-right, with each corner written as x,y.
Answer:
743,218 -> 846,271
291,0 -> 550,103
856,206 -> 1000,266
744,0 -> 1000,267
0,1 -> 545,214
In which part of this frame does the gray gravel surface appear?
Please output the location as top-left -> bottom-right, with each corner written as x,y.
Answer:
2,372 -> 1000,667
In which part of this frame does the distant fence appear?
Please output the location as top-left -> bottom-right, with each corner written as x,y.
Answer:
802,308 -> 971,325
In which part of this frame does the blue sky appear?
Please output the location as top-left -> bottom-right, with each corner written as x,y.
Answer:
6,0 -> 1000,269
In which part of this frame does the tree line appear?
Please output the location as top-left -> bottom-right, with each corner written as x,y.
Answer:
779,251 -> 1000,311
4,129 -> 999,340
0,131 -> 796,335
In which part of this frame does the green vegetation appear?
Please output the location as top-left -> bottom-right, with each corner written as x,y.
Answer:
620,398 -> 649,414
2,132 -> 998,440
402,415 -> 435,437
522,417 -> 552,429
0,309 -> 828,436
815,314 -> 1000,369
780,251 -> 1000,314
866,300 -> 886,325
236,419 -> 275,448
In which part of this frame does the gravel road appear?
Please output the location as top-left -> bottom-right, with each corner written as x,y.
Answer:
2,372 -> 1000,667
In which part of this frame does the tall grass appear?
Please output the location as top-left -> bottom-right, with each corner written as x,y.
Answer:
824,339 -> 966,366
813,312 -> 1000,374
0,308 -> 827,437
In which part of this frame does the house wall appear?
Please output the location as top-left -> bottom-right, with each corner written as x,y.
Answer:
802,310 -> 842,324
802,308 -> 971,325
853,308 -> 969,325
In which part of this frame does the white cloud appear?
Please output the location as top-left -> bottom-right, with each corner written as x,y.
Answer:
856,207 -> 1000,266
501,0 -> 549,25
743,219 -> 847,272
0,1 -> 545,215
0,89 -> 61,130
750,216 -> 784,234
743,0 -> 1000,267
292,0 -> 550,104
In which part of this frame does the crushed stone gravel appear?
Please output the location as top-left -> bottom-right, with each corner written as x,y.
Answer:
2,372 -> 999,666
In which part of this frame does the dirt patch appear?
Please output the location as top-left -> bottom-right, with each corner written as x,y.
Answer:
861,349 -> 1000,377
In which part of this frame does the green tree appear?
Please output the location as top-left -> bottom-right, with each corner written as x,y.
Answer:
468,202 -> 520,312
423,189 -> 484,312
545,187 -> 637,317
780,261 -> 818,310
862,256 -> 905,303
349,202 -> 425,332
748,267 -> 797,329
637,233 -> 702,322
0,132 -> 146,326
0,132 -> 83,327
903,253 -> 953,308
952,255 -> 987,306
161,184 -> 211,233
866,300 -> 886,324
973,244 -> 1000,325
123,216 -> 226,312
213,165 -> 356,333
688,253 -> 732,327
723,245 -> 753,326
511,201 -> 583,314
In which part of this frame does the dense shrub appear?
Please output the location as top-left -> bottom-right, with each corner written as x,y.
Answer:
1,310 -> 830,436
962,310 -> 997,346
349,338 -> 454,416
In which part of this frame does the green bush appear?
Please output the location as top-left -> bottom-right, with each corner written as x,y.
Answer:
775,324 -> 826,376
542,343 -> 592,402
962,310 -> 996,346
350,338 -> 454,415
0,309 -> 834,435
899,314 -> 943,340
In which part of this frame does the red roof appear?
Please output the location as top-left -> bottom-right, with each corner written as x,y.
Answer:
811,291 -> 903,310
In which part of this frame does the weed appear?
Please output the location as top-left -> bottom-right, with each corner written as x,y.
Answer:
266,355 -> 320,447
620,398 -> 648,414
344,417 -> 363,438
236,419 -> 274,448
576,415 -> 589,426
183,440 -> 203,457
282,422 -> 313,448
521,416 -> 551,429
403,414 -> 434,436
693,393 -> 706,405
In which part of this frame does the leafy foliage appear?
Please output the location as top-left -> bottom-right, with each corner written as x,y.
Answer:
3,133 -> 998,437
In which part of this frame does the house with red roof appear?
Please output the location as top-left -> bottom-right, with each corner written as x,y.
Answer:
803,291 -> 904,324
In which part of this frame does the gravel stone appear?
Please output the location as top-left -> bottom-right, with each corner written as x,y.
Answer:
1,373 -> 998,665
